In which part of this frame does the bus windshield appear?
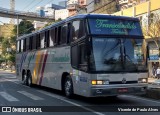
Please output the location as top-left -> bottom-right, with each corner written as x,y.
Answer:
90,37 -> 147,72
88,18 -> 143,36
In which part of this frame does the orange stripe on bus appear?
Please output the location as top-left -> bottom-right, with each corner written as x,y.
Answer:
36,51 -> 45,84
32,51 -> 41,84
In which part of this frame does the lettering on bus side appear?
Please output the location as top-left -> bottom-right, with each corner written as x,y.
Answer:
79,76 -> 88,82
51,52 -> 70,62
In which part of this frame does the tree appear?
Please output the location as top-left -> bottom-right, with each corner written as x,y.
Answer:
44,18 -> 62,28
142,13 -> 160,58
13,19 -> 35,36
143,13 -> 160,47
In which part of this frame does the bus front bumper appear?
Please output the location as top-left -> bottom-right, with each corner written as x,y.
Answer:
90,84 -> 148,97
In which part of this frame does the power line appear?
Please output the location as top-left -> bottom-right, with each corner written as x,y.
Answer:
27,0 -> 44,11
22,0 -> 35,11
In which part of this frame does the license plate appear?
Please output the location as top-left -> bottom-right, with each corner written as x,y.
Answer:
118,88 -> 128,93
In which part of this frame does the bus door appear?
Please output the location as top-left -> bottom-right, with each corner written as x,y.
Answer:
71,40 -> 89,94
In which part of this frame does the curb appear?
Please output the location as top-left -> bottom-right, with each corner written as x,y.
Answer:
141,87 -> 160,100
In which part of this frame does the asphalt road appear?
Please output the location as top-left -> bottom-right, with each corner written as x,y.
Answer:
0,70 -> 160,115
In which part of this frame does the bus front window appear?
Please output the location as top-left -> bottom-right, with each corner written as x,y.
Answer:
90,37 -> 147,72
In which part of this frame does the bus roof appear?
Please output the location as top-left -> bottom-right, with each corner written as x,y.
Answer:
17,14 -> 139,40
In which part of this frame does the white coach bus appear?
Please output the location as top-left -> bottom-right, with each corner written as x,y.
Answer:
16,14 -> 148,98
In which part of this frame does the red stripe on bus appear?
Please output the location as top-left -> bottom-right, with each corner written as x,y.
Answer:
39,51 -> 48,85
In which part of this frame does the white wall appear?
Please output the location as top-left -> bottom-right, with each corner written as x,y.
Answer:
55,9 -> 69,20
33,21 -> 47,29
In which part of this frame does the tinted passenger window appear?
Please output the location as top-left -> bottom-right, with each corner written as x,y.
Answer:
71,20 -> 85,42
32,35 -> 36,50
36,34 -> 40,49
23,39 -> 26,52
50,28 -> 55,46
21,40 -> 24,51
40,32 -> 45,48
26,38 -> 30,51
72,21 -> 80,41
45,30 -> 49,48
17,41 -> 19,52
71,45 -> 78,68
29,36 -> 33,50
61,24 -> 67,44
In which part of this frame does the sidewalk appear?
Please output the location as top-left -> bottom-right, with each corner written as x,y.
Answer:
143,77 -> 160,100
0,68 -> 16,73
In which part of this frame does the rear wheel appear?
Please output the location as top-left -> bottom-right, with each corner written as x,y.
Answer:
64,75 -> 74,98
22,72 -> 27,85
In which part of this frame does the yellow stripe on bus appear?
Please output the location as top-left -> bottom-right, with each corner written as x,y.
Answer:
32,51 -> 41,84
36,51 -> 45,84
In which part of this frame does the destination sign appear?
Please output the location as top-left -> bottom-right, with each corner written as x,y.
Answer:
89,19 -> 143,36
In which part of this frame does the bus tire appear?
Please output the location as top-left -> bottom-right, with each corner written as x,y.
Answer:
27,71 -> 32,87
64,75 -> 74,98
22,71 -> 27,85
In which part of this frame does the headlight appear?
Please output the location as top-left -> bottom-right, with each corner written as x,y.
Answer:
138,78 -> 147,83
103,80 -> 110,85
91,80 -> 109,85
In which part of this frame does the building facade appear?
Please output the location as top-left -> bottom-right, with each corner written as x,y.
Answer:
55,9 -> 69,20
67,0 -> 87,16
112,0 -> 160,77
92,0 -> 119,14
33,21 -> 47,30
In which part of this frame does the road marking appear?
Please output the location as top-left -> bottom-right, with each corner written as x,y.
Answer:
0,92 -> 19,102
17,91 -> 44,100
37,90 -> 105,115
121,95 -> 160,104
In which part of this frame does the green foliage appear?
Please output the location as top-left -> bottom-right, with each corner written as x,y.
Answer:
0,37 -> 4,43
13,19 -> 35,36
1,37 -> 16,64
44,18 -> 62,28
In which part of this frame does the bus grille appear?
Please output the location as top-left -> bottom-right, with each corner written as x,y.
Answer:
109,81 -> 138,84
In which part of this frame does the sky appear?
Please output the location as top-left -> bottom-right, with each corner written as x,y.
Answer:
0,0 -> 65,24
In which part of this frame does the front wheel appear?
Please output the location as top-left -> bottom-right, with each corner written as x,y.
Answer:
64,76 -> 74,98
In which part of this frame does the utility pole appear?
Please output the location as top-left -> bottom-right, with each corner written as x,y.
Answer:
10,0 -> 15,24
